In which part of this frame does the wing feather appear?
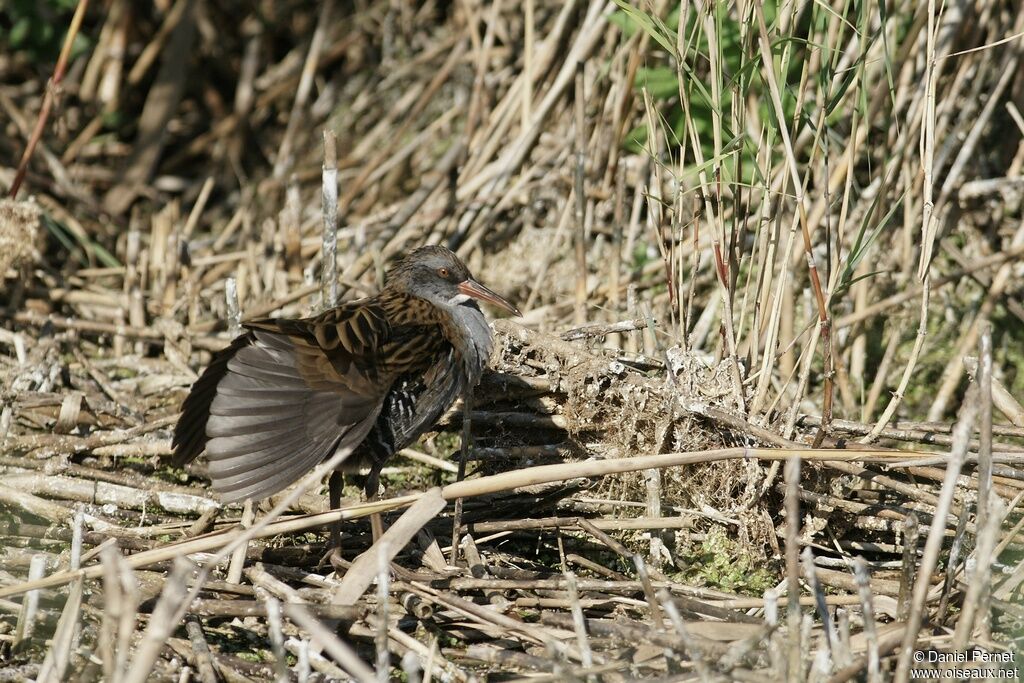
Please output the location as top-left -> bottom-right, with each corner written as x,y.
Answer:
172,300 -> 397,502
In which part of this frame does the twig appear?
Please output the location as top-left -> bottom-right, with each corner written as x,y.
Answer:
123,557 -> 194,683
375,542 -> 391,682
951,495 -> 1004,652
897,513 -> 919,620
852,558 -> 881,683
9,0 -> 90,198
273,0 -> 333,178
784,456 -> 802,683
321,130 -> 339,309
573,61 -> 588,325
893,384 -> 978,683
184,616 -> 219,683
13,554 -> 48,648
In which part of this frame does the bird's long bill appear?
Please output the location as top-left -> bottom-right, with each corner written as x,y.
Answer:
458,278 -> 521,316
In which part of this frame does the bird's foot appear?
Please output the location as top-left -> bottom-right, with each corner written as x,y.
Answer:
329,548 -> 351,576
316,546 -> 349,575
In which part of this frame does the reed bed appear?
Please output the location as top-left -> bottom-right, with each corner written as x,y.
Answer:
1,0 -> 1023,680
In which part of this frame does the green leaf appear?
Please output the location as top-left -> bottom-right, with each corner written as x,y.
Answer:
636,66 -> 679,99
10,17 -> 30,47
834,182 -> 904,298
610,0 -> 678,58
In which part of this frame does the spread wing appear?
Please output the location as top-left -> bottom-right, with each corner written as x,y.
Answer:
171,302 -> 395,502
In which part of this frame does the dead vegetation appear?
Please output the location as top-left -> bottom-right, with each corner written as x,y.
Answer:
2,0 -> 1024,680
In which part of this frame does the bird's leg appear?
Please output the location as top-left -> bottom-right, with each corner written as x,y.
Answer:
365,465 -> 384,543
327,470 -> 344,571
450,387 -> 473,564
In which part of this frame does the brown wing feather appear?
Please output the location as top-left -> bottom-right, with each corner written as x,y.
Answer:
172,333 -> 254,467
172,299 -> 402,502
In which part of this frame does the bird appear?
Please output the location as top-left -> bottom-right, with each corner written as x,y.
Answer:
171,245 -> 519,544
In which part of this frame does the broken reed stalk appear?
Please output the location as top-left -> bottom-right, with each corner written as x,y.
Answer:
937,496 -> 971,622
853,557 -> 882,683
224,276 -> 241,337
35,508 -> 85,681
977,323 -> 994,532
893,383 -> 979,683
564,571 -> 594,673
286,604 -> 375,683
226,499 -> 254,584
184,615 -> 219,683
12,554 -> 47,647
897,512 -> 919,620
122,557 -> 193,683
975,324 -> 995,644
784,456 -> 801,682
951,494 -> 1004,653
273,0 -> 333,178
321,130 -> 339,309
573,60 -> 587,326
801,547 -> 836,658
375,542 -> 390,682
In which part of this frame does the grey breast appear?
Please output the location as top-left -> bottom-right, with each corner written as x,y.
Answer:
449,301 -> 494,387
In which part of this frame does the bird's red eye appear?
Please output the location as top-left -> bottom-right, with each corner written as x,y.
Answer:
438,267 -> 449,278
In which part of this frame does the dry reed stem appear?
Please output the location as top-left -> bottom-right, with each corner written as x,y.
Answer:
893,383 -> 978,683
320,130 -> 339,309
8,0 -> 90,199
332,488 -> 445,606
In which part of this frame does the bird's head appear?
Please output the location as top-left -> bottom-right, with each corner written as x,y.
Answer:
387,245 -> 521,316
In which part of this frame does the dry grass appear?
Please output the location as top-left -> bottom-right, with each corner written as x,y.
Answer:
2,0 -> 1024,680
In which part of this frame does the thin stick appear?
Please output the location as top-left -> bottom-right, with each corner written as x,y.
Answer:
13,554 -> 48,647
321,130 -> 339,309
564,571 -> 594,674
184,616 -> 219,683
852,558 -> 881,683
36,508 -> 86,682
975,323 -> 995,644
951,494 -> 1004,650
123,557 -> 194,683
264,597 -> 288,683
226,499 -> 254,584
801,547 -> 835,656
9,0 -> 90,198
225,277 -> 241,337
977,323 -> 994,534
897,513 -> 919,620
287,604 -> 376,683
273,0 -> 333,178
375,542 -> 391,682
784,456 -> 802,683
659,589 -> 711,681
893,385 -> 979,683
522,0 -> 534,133
573,61 -> 588,325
